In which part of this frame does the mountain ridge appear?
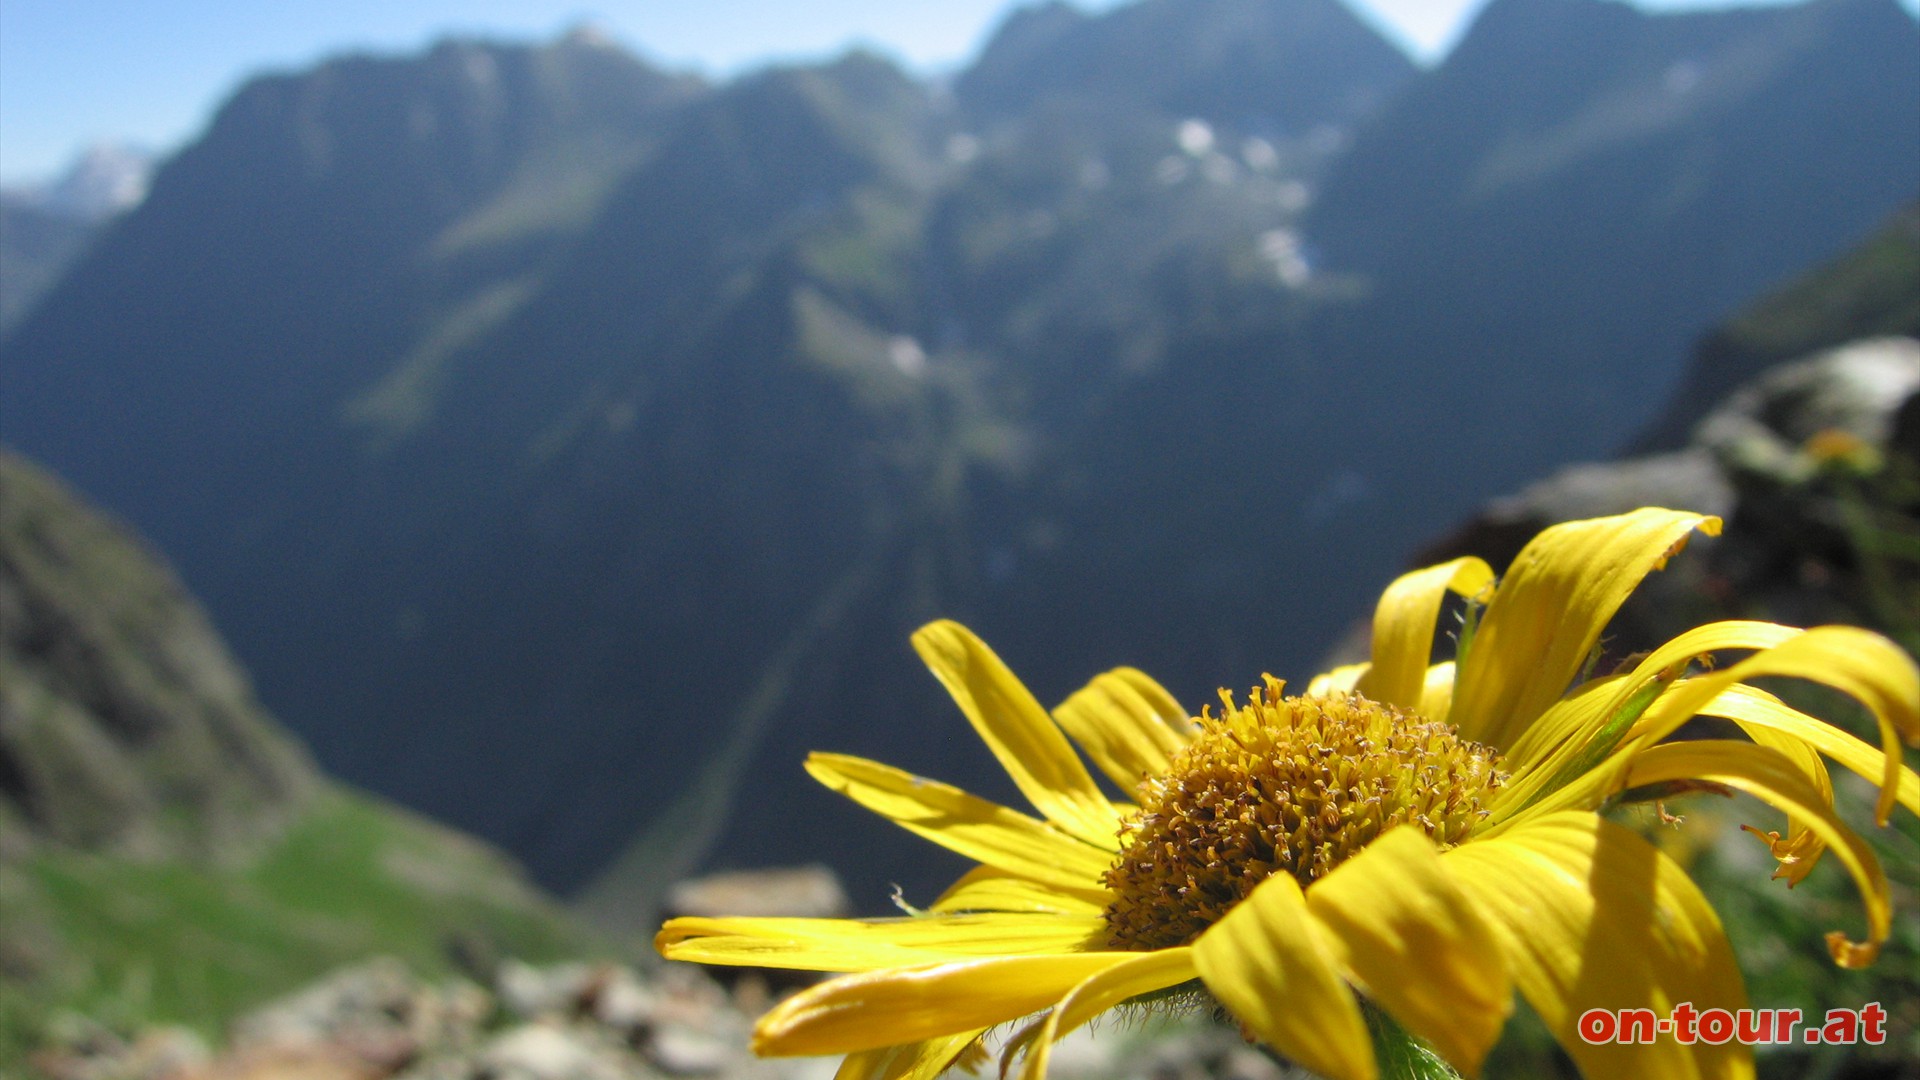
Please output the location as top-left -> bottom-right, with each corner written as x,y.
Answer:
2,0 -> 1915,910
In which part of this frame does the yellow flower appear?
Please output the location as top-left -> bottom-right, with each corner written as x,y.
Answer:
657,508 -> 1920,1080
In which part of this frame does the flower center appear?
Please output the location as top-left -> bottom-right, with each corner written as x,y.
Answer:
1102,679 -> 1506,951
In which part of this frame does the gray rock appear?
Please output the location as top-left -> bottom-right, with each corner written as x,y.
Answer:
496,960 -> 600,1021
1696,336 -> 1920,482
471,1024 -> 635,1080
663,866 -> 849,922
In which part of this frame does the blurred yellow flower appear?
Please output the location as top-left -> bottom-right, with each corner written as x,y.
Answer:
657,508 -> 1920,1080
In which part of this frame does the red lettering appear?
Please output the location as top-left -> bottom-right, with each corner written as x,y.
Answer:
1862,1003 -> 1886,1045
1671,1002 -> 1699,1044
1774,1008 -> 1802,1044
1578,1009 -> 1616,1044
1618,1008 -> 1657,1044
1821,1009 -> 1858,1044
1698,1008 -> 1735,1045
1736,1008 -> 1770,1044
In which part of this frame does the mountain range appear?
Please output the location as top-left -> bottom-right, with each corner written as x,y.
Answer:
2,0 -> 1916,915
0,144 -> 155,334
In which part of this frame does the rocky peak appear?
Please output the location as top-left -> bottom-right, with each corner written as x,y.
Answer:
0,451 -> 316,858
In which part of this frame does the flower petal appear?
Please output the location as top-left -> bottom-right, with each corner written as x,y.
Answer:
1418,661 -> 1457,726
1308,662 -> 1370,696
1502,674 -> 1629,778
1626,741 -> 1892,966
1359,557 -> 1493,711
913,621 -> 1121,847
657,911 -> 1110,971
1701,683 -> 1920,817
1450,508 -> 1720,750
1492,674 -> 1657,820
930,867 -> 1108,916
805,753 -> 1114,894
1192,871 -> 1376,1080
1492,619 -> 1868,819
1625,624 -> 1920,827
752,952 -> 1139,1056
1054,668 -> 1193,790
1015,949 -> 1200,1080
1305,827 -> 1511,1076
835,1032 -> 986,1080
1443,811 -> 1751,1080
1706,690 -> 1834,885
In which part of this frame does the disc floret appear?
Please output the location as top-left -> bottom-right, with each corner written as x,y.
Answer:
1103,678 -> 1506,950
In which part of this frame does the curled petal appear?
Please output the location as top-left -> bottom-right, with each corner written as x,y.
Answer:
1626,741 -> 1892,966
1701,683 -> 1920,818
1625,624 -> 1920,827
1360,557 -> 1493,711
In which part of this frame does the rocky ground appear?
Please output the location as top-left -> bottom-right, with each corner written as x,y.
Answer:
25,955 -> 1305,1080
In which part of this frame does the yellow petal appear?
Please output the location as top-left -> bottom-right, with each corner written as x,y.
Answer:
1494,619 -> 1901,821
1626,741 -> 1892,966
1706,691 -> 1834,885
1450,508 -> 1720,749
1308,662 -> 1371,696
1625,624 -> 1920,826
1503,674 -> 1629,777
1701,683 -> 1920,817
1306,828 -> 1511,1076
1444,811 -> 1751,1080
1418,661 -> 1457,726
1054,668 -> 1193,791
753,952 -> 1136,1056
1016,948 -> 1199,1080
1359,557 -> 1493,711
1109,668 -> 1190,739
1492,671 -> 1672,820
1192,871 -> 1376,1080
929,867 -> 1108,916
805,753 -> 1114,894
656,911 -> 1109,971
913,621 -> 1121,847
835,1031 -> 986,1080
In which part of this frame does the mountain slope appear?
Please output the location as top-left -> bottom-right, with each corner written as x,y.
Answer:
1303,0 -> 1920,476
2,0 -> 1917,916
0,451 -> 590,1052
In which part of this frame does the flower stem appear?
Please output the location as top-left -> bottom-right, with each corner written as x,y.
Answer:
1366,1006 -> 1463,1080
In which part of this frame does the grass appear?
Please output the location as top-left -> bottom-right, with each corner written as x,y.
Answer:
0,788 -> 595,1062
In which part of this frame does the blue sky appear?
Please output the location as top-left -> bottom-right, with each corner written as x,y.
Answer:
2,0 -> 1910,184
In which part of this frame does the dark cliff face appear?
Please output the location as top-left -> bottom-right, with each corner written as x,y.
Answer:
1633,201 -> 1920,452
0,0 -> 1916,909
0,450 -> 316,858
